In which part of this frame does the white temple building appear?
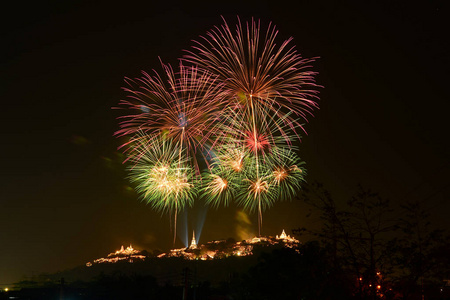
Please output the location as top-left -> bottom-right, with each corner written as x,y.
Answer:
276,229 -> 298,243
189,231 -> 197,249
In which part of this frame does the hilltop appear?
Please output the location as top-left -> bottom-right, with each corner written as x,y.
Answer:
40,230 -> 300,285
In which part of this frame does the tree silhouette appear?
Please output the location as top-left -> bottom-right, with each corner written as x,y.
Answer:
392,200 -> 450,300
298,182 -> 397,299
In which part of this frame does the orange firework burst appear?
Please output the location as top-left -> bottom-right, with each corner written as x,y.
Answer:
268,147 -> 306,201
215,146 -> 246,173
201,163 -> 240,208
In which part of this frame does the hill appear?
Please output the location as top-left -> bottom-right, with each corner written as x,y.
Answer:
51,230 -> 300,285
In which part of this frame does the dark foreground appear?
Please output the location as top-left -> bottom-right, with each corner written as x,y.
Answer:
3,242 -> 450,300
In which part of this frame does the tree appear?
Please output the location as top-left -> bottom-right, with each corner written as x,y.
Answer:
298,182 -> 397,300
392,200 -> 450,300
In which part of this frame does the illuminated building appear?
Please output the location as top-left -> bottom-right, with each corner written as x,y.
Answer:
86,230 -> 300,265
86,244 -> 146,266
276,229 -> 298,243
189,231 -> 197,249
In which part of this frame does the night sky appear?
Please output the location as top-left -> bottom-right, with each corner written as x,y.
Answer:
1,0 -> 448,285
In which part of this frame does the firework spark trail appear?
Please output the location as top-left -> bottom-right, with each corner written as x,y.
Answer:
116,16 -> 320,242
201,171 -> 235,208
183,16 -> 320,130
202,144 -> 306,223
269,147 -> 306,201
115,62 -> 228,244
183,16 -> 320,235
214,94 -> 301,235
236,162 -> 275,213
115,62 -> 227,175
127,133 -> 197,244
222,98 -> 299,160
127,134 -> 196,213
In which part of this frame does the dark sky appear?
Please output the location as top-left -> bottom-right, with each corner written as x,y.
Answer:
1,0 -> 448,285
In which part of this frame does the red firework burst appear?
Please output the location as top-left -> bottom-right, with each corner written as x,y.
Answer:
244,130 -> 271,153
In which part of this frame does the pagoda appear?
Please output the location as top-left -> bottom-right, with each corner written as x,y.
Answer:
189,231 -> 197,249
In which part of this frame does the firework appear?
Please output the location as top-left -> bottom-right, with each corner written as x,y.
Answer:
116,62 -> 227,173
269,147 -> 306,201
214,145 -> 247,173
236,164 -> 276,213
201,167 -> 237,208
200,143 -> 247,208
127,133 -> 197,244
220,100 -> 299,159
182,17 -> 320,234
203,142 -> 305,231
235,159 -> 276,234
127,133 -> 196,214
116,17 -> 320,241
232,148 -> 306,234
183,16 -> 320,128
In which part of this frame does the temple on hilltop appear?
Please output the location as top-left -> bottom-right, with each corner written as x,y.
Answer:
158,229 -> 301,260
86,244 -> 146,267
113,244 -> 139,256
276,229 -> 299,243
87,230 -> 300,265
189,231 -> 197,249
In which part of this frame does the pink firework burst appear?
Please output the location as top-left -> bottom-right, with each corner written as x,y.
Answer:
115,61 -> 227,172
183,16 -> 320,129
